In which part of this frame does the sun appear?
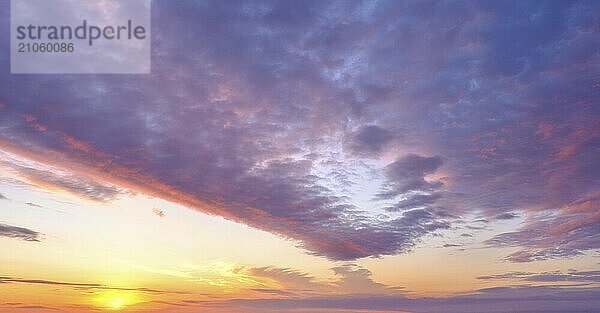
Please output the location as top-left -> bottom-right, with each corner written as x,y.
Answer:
94,290 -> 142,311
108,297 -> 125,310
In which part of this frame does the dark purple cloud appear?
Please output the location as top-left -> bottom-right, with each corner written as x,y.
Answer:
376,154 -> 444,200
442,243 -> 462,248
478,270 -> 600,283
0,223 -> 42,242
492,212 -> 519,220
0,0 -> 598,261
345,125 -> 394,157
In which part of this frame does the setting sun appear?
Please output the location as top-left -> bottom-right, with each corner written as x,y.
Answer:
109,298 -> 124,310
94,291 -> 142,311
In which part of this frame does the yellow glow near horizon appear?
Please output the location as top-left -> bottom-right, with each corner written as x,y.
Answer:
109,297 -> 124,310
94,290 -> 143,311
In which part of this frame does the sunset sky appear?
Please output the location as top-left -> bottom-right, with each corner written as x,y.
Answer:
1,1 -> 599,312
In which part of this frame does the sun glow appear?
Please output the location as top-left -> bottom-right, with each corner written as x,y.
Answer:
94,290 -> 142,311
109,297 -> 124,310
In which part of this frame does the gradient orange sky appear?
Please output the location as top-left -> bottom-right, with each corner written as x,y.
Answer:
1,0 -> 599,312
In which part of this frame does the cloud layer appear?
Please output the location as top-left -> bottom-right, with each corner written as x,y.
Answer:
181,286 -> 600,313
0,0 -> 598,261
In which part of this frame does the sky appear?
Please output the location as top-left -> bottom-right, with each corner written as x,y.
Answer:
0,0 -> 599,312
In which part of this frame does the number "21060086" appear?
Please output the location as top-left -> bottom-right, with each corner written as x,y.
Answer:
18,42 -> 74,53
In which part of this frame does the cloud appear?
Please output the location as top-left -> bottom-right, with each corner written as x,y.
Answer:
492,212 -> 519,220
0,276 -> 188,295
331,264 -> 397,294
249,267 -> 324,293
0,160 -> 125,203
10,306 -> 59,311
248,264 -> 401,296
0,223 -> 42,242
0,193 -> 7,200
486,192 -> 600,262
0,0 -> 597,262
152,207 -> 165,218
377,154 -> 444,200
251,288 -> 296,297
196,285 -> 600,313
149,300 -> 191,307
477,270 -> 600,283
345,125 -> 394,157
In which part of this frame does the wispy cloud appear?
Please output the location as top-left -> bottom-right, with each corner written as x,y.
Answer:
0,276 -> 188,295
486,192 -> 600,262
478,270 -> 600,283
3,162 -> 125,202
248,264 -> 402,296
152,207 -> 165,218
0,223 -> 42,242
